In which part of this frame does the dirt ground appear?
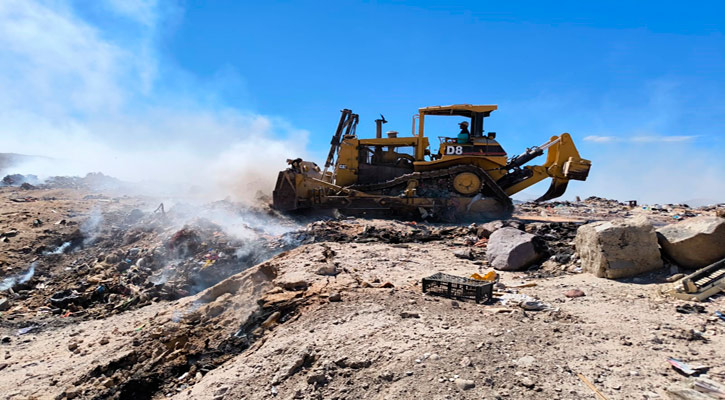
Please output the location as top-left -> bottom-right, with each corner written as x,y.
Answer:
0,185 -> 723,400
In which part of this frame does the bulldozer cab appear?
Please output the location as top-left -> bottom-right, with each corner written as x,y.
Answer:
416,104 -> 507,161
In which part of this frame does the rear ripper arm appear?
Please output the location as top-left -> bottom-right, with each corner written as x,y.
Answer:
499,133 -> 591,201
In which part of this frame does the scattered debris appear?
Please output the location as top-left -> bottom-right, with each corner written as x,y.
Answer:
17,326 -> 39,336
676,304 -> 706,314
498,293 -> 555,311
470,270 -> 498,282
577,373 -> 609,400
422,273 -> 493,303
0,297 -> 10,311
665,257 -> 725,301
667,357 -> 709,377
715,311 -> 725,322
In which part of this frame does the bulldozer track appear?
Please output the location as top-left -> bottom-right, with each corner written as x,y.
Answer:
348,165 -> 512,207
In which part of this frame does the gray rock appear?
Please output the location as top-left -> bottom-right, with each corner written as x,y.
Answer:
315,264 -> 339,276
378,371 -> 394,381
575,216 -> 663,278
64,388 -> 80,399
477,220 -> 521,239
486,227 -> 542,271
306,370 -> 328,385
454,378 -> 475,390
666,386 -> 715,400
516,355 -> 536,367
656,216 -> 725,269
520,376 -> 535,389
453,248 -> 473,260
477,221 -> 504,238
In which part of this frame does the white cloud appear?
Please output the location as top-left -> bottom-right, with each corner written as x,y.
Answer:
631,135 -> 697,143
0,0 -> 308,202
583,135 -> 617,143
104,0 -> 158,26
659,135 -> 698,142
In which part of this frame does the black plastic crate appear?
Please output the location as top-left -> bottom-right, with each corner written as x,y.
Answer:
422,272 -> 494,303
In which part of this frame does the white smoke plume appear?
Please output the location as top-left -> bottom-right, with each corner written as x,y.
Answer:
0,262 -> 36,291
0,0 -> 308,203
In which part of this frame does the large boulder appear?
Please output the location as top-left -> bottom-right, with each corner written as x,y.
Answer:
486,227 -> 542,271
476,220 -> 522,239
656,216 -> 725,269
575,216 -> 662,279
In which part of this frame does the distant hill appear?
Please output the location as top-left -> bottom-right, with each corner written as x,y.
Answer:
0,153 -> 48,174
681,198 -> 723,207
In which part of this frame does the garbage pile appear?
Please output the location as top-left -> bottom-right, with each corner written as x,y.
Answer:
0,172 -> 124,191
289,219 -> 479,244
0,202 -> 303,322
516,195 -> 721,225
1,173 -> 40,187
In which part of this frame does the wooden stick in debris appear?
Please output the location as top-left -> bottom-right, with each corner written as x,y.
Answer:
577,373 -> 609,400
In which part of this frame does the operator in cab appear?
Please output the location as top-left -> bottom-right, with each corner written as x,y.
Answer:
456,121 -> 470,144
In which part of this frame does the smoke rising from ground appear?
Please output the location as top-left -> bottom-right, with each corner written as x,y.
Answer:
0,0 -> 307,203
0,262 -> 36,292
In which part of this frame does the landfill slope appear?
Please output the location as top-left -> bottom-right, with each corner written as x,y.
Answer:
0,184 -> 723,400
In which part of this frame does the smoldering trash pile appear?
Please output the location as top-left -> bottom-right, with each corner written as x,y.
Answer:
1,198 -> 302,322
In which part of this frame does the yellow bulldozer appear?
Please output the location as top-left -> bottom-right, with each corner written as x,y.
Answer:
273,104 -> 591,220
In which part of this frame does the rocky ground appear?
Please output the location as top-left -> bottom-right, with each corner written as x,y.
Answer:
0,179 -> 724,400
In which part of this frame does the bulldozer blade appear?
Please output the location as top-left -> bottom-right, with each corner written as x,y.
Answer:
535,179 -> 568,202
272,171 -> 299,211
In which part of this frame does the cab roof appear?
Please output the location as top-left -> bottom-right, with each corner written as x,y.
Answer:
419,104 -> 498,116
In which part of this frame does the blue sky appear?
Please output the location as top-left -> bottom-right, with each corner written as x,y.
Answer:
1,1 -> 724,203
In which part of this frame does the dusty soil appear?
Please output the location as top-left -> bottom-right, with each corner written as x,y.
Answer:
0,185 -> 723,400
